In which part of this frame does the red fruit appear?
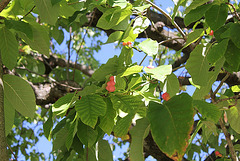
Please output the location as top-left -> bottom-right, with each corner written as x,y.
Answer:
107,81 -> 115,86
162,92 -> 170,101
215,151 -> 223,157
127,41 -> 132,45
209,30 -> 214,36
106,85 -> 115,92
109,76 -> 114,81
122,42 -> 127,46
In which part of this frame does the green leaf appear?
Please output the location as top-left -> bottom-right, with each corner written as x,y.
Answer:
34,0 -> 60,25
207,39 -> 229,64
185,0 -> 210,14
144,65 -> 172,82
205,4 -> 228,31
226,106 -> 240,133
172,0 -> 184,22
53,127 -> 68,150
98,139 -> 113,161
97,7 -> 132,30
186,44 -> 210,86
75,95 -> 107,128
184,29 -> 204,48
77,122 -> 98,147
163,73 -> 180,97
77,85 -> 100,96
129,118 -> 150,161
51,0 -> 62,6
52,27 -> 64,45
127,74 -> 142,90
0,27 -> 18,70
19,23 -> 50,56
92,56 -> 119,81
3,75 -> 36,118
4,100 -> 15,136
193,100 -> 221,123
184,3 -> 212,26
202,121 -> 217,144
115,75 -> 126,90
111,95 -> 143,113
122,27 -> 138,42
5,20 -> 33,39
224,40 -> 240,72
133,16 -> 150,34
114,112 -> 135,137
192,57 -> 225,99
121,65 -> 143,77
99,98 -> 116,135
52,93 -> 75,115
105,31 -> 124,44
138,38 -> 159,57
66,119 -> 78,150
229,23 -> 240,48
43,108 -> 53,140
147,93 -> 194,159
118,47 -> 133,72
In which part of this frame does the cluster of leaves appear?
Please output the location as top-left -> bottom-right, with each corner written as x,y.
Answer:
2,0 -> 240,160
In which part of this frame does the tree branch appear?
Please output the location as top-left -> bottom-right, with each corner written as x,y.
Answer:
0,0 -> 11,13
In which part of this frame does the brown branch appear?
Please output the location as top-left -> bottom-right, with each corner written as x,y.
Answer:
226,2 -> 240,21
0,0 -> 11,13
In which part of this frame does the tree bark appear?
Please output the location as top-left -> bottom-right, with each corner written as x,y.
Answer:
0,0 -> 11,13
0,52 -> 8,160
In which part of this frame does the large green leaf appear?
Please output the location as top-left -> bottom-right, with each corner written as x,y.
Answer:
184,3 -> 212,26
34,0 -> 60,25
205,4 -> 228,31
98,139 -> 113,161
192,57 -> 225,99
111,95 -> 143,113
121,65 -> 143,77
224,40 -> 240,72
207,39 -> 229,64
184,0 -> 210,14
229,23 -> 240,48
0,27 -> 18,70
92,56 -> 119,81
133,16 -> 150,34
193,100 -> 221,123
75,95 -> 107,128
114,112 -> 135,137
4,100 -> 15,136
226,106 -> 240,133
97,7 -> 132,30
105,31 -> 124,44
99,98 -> 116,135
138,38 -> 159,57
5,20 -> 33,39
186,44 -> 210,86
77,121 -> 98,147
163,73 -> 179,97
53,127 -> 68,151
66,119 -> 78,150
147,93 -> 194,160
19,22 -> 50,56
144,65 -> 172,82
3,75 -> 36,118
129,118 -> 150,161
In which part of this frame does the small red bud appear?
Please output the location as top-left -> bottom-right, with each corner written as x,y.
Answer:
106,85 -> 115,92
162,92 -> 170,101
209,30 -> 214,36
107,81 -> 115,86
122,42 -> 127,46
147,65 -> 154,69
109,76 -> 114,81
215,151 -> 223,157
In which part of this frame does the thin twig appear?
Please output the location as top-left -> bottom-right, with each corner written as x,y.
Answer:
139,54 -> 148,66
172,65 -> 185,72
212,73 -> 230,96
20,5 -> 36,20
159,38 -> 184,45
226,2 -> 240,21
215,95 -> 240,104
7,143 -> 17,161
67,27 -> 72,81
143,0 -> 186,40
219,118 -> 237,161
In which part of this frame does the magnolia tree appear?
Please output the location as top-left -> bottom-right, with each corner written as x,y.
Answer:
1,0 -> 240,160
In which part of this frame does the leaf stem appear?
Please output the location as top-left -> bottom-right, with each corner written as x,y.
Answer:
143,0 -> 187,40
212,72 -> 230,97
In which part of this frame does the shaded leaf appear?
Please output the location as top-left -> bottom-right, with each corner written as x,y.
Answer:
163,73 -> 179,97
185,0 -> 210,14
98,139 -> 113,161
114,112 -> 135,137
147,93 -> 194,160
3,75 -> 36,118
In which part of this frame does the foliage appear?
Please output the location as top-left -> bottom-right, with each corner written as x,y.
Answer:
1,0 -> 240,161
